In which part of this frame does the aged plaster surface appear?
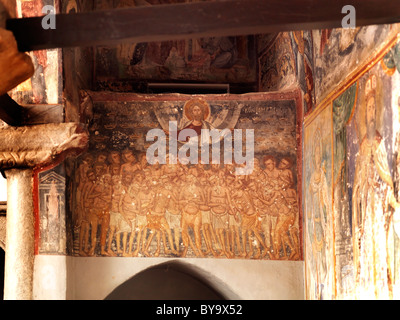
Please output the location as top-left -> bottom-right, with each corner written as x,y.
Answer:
0,123 -> 88,170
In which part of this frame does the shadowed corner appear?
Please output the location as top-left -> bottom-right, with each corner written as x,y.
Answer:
0,247 -> 4,300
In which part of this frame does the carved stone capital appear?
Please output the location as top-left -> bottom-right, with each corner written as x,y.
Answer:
0,122 -> 88,170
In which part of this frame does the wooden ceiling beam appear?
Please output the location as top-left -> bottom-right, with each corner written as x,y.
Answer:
5,0 -> 400,52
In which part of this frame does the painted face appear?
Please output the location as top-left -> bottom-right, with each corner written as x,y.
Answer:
279,159 -> 290,169
111,175 -> 120,185
366,95 -> 376,132
94,165 -> 103,176
125,152 -> 136,163
136,174 -> 144,183
97,154 -> 107,162
83,155 -> 93,165
104,175 -> 111,185
111,152 -> 120,164
252,158 -> 260,168
111,166 -> 120,176
265,159 -> 275,171
192,105 -> 203,121
124,174 -> 133,184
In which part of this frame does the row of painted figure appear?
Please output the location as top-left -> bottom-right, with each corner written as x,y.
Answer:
73,150 -> 300,260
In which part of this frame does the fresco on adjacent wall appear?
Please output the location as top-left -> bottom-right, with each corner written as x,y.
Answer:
95,35 -> 257,85
9,0 -> 62,105
332,82 -> 357,299
66,93 -> 302,260
257,31 -> 315,116
304,104 -> 334,300
258,33 -> 296,92
312,25 -> 398,106
290,31 -> 315,115
304,35 -> 400,300
37,164 -> 67,255
94,0 -> 257,85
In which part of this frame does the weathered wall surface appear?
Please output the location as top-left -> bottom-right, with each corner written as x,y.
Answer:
257,31 -> 315,116
303,24 -> 400,300
9,0 -> 63,106
312,25 -> 400,107
33,255 -> 305,300
35,91 -> 303,262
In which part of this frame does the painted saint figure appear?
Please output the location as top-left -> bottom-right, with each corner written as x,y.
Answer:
352,75 -> 400,299
308,130 -> 332,299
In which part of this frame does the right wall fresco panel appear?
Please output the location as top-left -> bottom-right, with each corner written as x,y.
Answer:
304,25 -> 400,299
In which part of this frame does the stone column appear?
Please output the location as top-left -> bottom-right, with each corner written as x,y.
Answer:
0,123 -> 88,300
4,169 -> 34,300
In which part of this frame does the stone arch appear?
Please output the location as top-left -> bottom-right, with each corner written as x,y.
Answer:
105,260 -> 229,300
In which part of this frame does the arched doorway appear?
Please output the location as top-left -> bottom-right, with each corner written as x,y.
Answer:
105,261 -> 226,300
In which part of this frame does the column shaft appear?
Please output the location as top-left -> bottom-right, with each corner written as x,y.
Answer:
4,169 -> 34,300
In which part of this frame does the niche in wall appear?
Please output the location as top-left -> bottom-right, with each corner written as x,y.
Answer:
105,261 -> 226,300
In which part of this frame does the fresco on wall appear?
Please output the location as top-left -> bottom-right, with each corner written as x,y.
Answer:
258,33 -> 296,92
94,1 -> 256,86
312,25 -> 399,106
95,36 -> 256,85
37,164 -> 67,255
290,31 -> 315,115
304,105 -> 334,300
67,92 -> 302,260
257,31 -> 315,116
382,40 -> 400,297
9,0 -> 62,105
304,34 -> 400,300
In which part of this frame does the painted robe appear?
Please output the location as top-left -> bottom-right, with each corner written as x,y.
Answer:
308,166 -> 332,299
352,132 -> 396,299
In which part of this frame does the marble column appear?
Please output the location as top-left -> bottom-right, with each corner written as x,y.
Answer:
4,169 -> 34,299
0,123 -> 88,299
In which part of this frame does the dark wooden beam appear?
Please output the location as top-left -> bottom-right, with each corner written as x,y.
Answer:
6,0 -> 400,52
0,94 -> 23,126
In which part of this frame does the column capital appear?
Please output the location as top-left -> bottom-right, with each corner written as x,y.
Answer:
0,122 -> 88,170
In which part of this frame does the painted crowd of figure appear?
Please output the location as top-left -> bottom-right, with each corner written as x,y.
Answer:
73,149 -> 300,260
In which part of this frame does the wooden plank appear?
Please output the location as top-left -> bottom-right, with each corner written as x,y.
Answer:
6,0 -> 400,52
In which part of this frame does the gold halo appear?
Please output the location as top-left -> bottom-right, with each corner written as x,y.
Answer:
183,98 -> 211,121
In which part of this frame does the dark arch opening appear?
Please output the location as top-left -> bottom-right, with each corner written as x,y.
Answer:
105,261 -> 226,300
0,248 -> 4,300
